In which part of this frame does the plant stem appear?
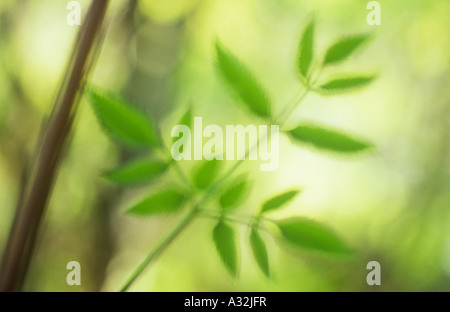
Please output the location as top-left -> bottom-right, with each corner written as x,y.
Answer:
0,0 -> 109,292
198,210 -> 254,226
164,146 -> 192,188
119,208 -> 197,292
277,87 -> 310,126
120,85 -> 311,291
198,211 -> 273,235
275,88 -> 303,124
308,61 -> 323,87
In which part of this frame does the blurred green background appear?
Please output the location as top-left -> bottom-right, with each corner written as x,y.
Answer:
0,0 -> 449,291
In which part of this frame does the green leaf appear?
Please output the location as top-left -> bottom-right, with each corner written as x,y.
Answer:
215,41 -> 271,118
250,227 -> 270,277
87,87 -> 160,149
193,159 -> 221,190
288,123 -> 372,153
297,20 -> 315,79
277,218 -> 353,256
127,189 -> 186,217
323,35 -> 371,66
219,177 -> 249,210
318,75 -> 375,93
172,108 -> 192,151
213,221 -> 238,276
261,190 -> 301,214
104,159 -> 168,186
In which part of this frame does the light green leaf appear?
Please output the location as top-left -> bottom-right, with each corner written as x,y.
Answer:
127,189 -> 186,217
250,227 -> 270,277
261,190 -> 301,214
288,123 -> 372,153
87,87 -> 160,149
213,221 -> 238,277
323,34 -> 371,66
277,217 -> 353,256
318,75 -> 375,93
193,159 -> 221,190
216,41 -> 271,118
297,20 -> 315,79
219,177 -> 249,210
172,108 -> 192,151
104,159 -> 168,186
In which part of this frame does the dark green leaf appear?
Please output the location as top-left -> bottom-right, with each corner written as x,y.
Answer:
250,227 -> 270,277
219,177 -> 249,210
193,159 -> 221,190
172,108 -> 192,150
288,124 -> 372,153
87,87 -> 160,149
277,218 -> 353,256
213,221 -> 238,276
127,189 -> 186,216
261,190 -> 301,214
323,35 -> 371,66
104,159 -> 168,186
297,20 -> 315,79
319,75 -> 375,93
216,41 -> 271,118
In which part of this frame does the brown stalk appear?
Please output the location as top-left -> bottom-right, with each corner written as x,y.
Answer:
0,0 -> 109,292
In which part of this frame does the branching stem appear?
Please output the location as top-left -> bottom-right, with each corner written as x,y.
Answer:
119,60 -> 316,292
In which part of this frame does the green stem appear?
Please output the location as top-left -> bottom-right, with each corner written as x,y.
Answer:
198,211 -> 251,227
275,88 -> 303,125
198,211 -> 273,235
119,208 -> 198,292
197,124 -> 272,205
306,59 -> 323,86
119,137 -> 265,291
277,87 -> 310,126
120,83 -> 311,291
171,158 -> 191,188
164,145 -> 193,189
276,60 -> 321,126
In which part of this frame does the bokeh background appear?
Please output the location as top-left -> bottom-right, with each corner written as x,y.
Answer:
0,0 -> 449,291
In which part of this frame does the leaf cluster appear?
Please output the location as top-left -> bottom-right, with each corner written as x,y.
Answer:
85,19 -> 375,278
